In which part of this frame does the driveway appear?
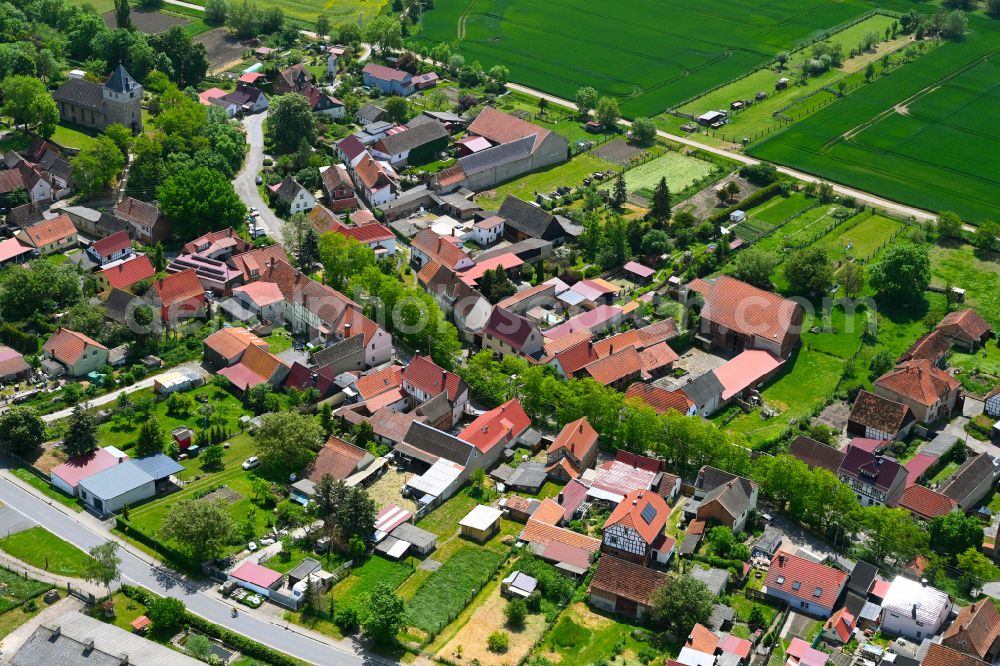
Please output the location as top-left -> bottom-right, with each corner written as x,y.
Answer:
233,111 -> 282,240
41,362 -> 208,423
0,468 -> 392,666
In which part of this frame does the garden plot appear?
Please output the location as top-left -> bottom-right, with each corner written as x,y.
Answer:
624,151 -> 717,197
436,584 -> 548,666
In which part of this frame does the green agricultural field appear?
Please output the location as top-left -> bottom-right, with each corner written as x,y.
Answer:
175,0 -> 386,28
0,527 -> 97,578
413,0 -> 916,118
930,243 -> 1000,325
623,151 -> 716,196
473,152 -> 613,208
749,22 -> 1000,223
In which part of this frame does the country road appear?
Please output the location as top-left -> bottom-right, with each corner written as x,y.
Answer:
233,111 -> 283,239
0,468 -> 396,666
504,82 -> 937,223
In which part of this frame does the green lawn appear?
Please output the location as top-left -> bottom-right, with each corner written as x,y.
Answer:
331,556 -> 415,607
623,151 -> 717,196
801,301 -> 868,360
812,214 -> 904,263
97,385 -> 251,452
534,602 -> 660,665
49,123 -> 98,151
415,490 -> 480,538
0,527 -> 97,578
12,468 -> 82,512
929,461 -> 960,487
0,566 -> 52,615
720,349 -> 846,447
473,152 -> 614,209
405,547 -> 505,636
930,243 -> 1000,326
265,328 -> 293,355
0,130 -> 33,154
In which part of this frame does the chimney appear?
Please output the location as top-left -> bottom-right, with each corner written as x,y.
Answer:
911,604 -> 918,619
84,638 -> 95,654
344,323 -> 351,334
609,343 -> 614,355
579,422 -> 584,433
778,553 -> 785,566
51,625 -> 61,639
120,654 -> 130,666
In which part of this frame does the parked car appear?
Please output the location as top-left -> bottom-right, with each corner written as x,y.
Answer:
247,541 -> 258,552
242,456 -> 260,470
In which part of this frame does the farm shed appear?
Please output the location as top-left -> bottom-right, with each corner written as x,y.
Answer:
460,505 -> 504,542
228,561 -> 283,597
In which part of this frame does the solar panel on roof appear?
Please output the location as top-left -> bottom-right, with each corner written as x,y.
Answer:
640,503 -> 657,525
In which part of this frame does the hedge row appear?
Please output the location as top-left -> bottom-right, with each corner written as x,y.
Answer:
707,182 -> 784,228
115,517 -> 200,574
121,585 -> 299,666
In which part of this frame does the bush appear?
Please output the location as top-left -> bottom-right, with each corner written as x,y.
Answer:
504,598 -> 527,627
487,631 -> 509,653
334,604 -> 360,632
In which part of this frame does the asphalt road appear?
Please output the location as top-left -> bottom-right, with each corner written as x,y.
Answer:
0,470 -> 389,666
233,111 -> 283,240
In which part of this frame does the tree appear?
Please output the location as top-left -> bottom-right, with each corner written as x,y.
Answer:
972,221 -> 1000,252
158,167 -> 244,238
488,631 -> 510,653
641,229 -> 671,257
989,0 -> 1000,17
253,412 -> 323,473
776,51 -> 790,68
364,15 -> 402,54
836,261 -> 865,298
733,248 -> 778,289
73,136 -> 125,196
202,444 -> 224,471
936,211 -> 964,240
0,76 -> 58,136
298,227 -> 320,269
652,575 -> 713,637
783,246 -> 833,295
204,0 -> 227,24
631,117 -> 656,144
596,96 -> 620,128
649,177 -> 671,222
363,583 -> 406,643
940,10 -> 968,40
856,506 -> 928,566
383,96 -> 410,123
135,417 -> 166,457
0,406 -> 45,456
928,512 -> 984,559
868,349 -> 894,380
63,404 -> 97,457
158,497 -> 234,560
318,232 -> 376,290
739,163 -> 778,185
114,0 -> 132,30
250,475 -> 276,507
865,61 -> 876,82
103,124 -> 133,158
488,65 -> 509,91
612,172 -> 627,208
957,547 -> 999,592
353,420 -> 375,451
315,14 -> 330,38
185,634 -> 212,661
265,94 -> 317,154
868,243 -> 930,303
149,27 -> 209,89
85,541 -> 121,595
148,597 -> 187,632
576,86 -> 598,116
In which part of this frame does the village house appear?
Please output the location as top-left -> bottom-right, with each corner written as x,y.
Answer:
183,228 -> 253,261
41,327 -> 109,377
273,64 -> 314,94
115,197 -> 171,245
202,327 -> 269,369
763,550 -> 848,618
410,228 -> 474,271
402,355 -> 469,427
323,218 -> 397,257
689,466 -> 758,533
898,484 -> 957,521
351,151 -> 399,207
936,308 -> 991,351
432,107 -> 569,193
217,342 -> 289,394
837,445 -> 908,508
94,254 -> 155,293
589,555 -> 667,620
0,161 -> 52,204
370,120 -> 449,167
602,489 -> 674,566
497,195 -> 570,244
0,345 -> 30,383
146,269 -> 206,324
473,215 -> 505,246
318,165 -> 358,212
300,84 -> 344,117
270,176 -> 317,216
625,382 -> 696,416
939,453 -> 1000,511
847,389 -> 916,440
363,63 -> 418,96
545,417 -> 599,482
941,599 -> 1000,662
880,575 -> 953,640
85,230 -> 132,267
483,306 -> 544,358
697,275 -> 803,359
788,435 -> 846,474
15,213 -> 76,255
457,398 -> 532,469
873,359 -> 960,424
230,281 -> 286,324
899,330 -> 952,368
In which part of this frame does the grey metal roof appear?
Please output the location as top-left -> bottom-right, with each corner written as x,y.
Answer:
752,526 -> 783,556
376,120 -> 447,155
401,422 -> 474,466
389,521 -> 437,549
130,454 -> 184,480
458,135 -> 534,177
506,462 -> 548,492
357,103 -> 386,123
77,460 -> 154,500
287,557 -> 321,581
689,566 -> 730,597
105,64 -> 139,94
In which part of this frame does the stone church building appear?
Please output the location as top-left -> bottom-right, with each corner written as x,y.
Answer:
52,65 -> 143,134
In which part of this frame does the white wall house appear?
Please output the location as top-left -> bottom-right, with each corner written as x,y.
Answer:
880,576 -> 952,640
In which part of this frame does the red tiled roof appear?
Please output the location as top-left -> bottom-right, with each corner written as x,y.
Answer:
714,349 -> 784,401
625,382 -> 693,415
720,634 -> 752,658
905,452 -> 938,486
233,281 -> 285,307
898,484 -> 956,520
0,238 -> 32,264
555,339 -> 599,376
764,550 -> 847,610
411,229 -> 469,269
363,62 -> 409,82
583,346 -> 642,386
589,555 -> 667,607
354,365 -> 404,401
229,245 -> 289,282
458,398 -> 531,453
91,230 -> 131,258
305,436 -> 369,482
824,607 -> 855,643
923,642 -> 990,666
938,308 -> 991,342
900,330 -> 952,363
542,329 -> 593,360
22,214 -> 75,248
701,275 -> 801,345
0,346 -> 29,379
685,623 -> 719,655
43,327 -> 107,365
152,269 -> 204,307
603,489 -> 668,545
468,106 -> 550,153
203,327 -> 267,361
521,518 -> 600,553
943,599 -> 1000,659
354,152 -> 395,192
874,359 -> 959,407
237,343 -> 287,382
339,222 -> 394,244
531,498 -> 565,526
403,355 -> 465,402
98,255 -> 155,291
849,389 -> 912,434
548,417 -> 598,461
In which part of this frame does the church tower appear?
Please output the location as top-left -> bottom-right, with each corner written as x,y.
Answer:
102,64 -> 143,134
